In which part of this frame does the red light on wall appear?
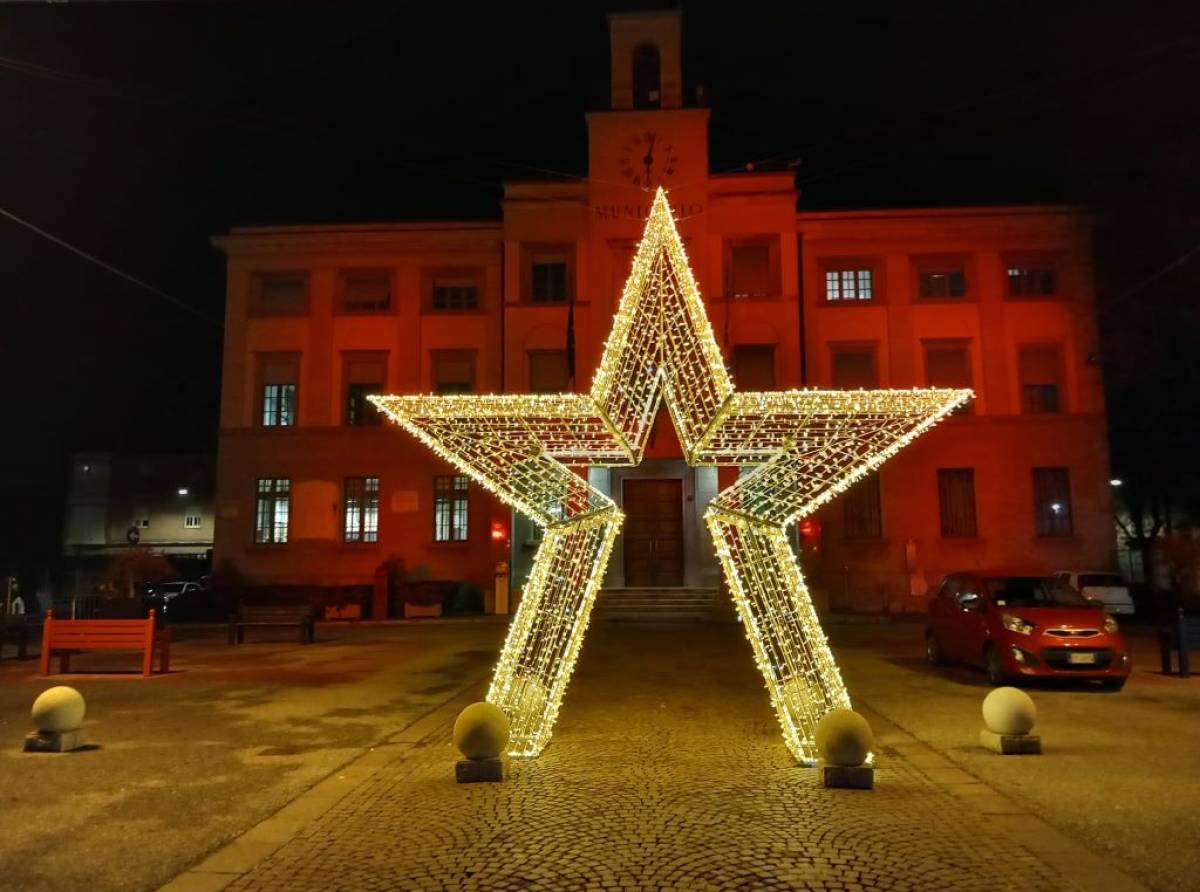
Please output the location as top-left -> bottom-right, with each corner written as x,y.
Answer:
798,518 -> 821,544
491,521 -> 508,542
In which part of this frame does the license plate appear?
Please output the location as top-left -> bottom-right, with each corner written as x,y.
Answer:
1068,652 -> 1096,665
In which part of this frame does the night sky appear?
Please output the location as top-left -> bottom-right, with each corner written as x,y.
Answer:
2,1 -> 1198,579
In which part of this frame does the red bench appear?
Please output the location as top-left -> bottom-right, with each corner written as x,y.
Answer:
40,609 -> 170,677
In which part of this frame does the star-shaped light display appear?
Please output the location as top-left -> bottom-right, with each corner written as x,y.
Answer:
372,189 -> 970,762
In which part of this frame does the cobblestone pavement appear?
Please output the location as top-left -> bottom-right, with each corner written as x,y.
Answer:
216,622 -> 1094,892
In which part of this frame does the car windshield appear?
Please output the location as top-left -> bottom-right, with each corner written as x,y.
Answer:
1079,573 -> 1124,588
155,583 -> 186,594
986,576 -> 1090,608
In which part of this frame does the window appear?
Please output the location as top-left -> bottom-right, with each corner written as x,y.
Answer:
938,469 -> 978,538
343,477 -> 380,543
432,350 -> 475,394
733,345 -> 776,390
529,350 -> 569,393
1018,345 -> 1063,414
831,346 -> 878,389
339,270 -> 391,312
133,508 -> 150,529
1007,261 -> 1057,297
917,262 -> 967,298
433,475 -> 469,542
823,264 -> 875,302
258,354 -> 299,427
531,252 -> 569,303
1033,467 -> 1073,537
344,354 -> 386,426
632,43 -> 661,109
184,514 -> 201,529
254,478 -> 290,544
924,340 -> 973,414
250,272 -> 309,316
431,279 -> 479,311
727,239 -> 777,298
843,473 -> 883,539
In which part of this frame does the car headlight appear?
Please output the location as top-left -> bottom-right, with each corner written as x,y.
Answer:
1001,613 -> 1036,635
1104,614 -> 1119,634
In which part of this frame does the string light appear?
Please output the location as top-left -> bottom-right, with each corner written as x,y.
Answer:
372,188 -> 971,762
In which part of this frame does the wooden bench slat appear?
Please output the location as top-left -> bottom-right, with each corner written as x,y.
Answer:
41,610 -> 169,677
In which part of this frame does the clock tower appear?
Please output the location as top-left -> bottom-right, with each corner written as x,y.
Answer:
587,10 -> 710,221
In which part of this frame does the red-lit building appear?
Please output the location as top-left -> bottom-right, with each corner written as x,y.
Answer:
211,11 -> 1114,613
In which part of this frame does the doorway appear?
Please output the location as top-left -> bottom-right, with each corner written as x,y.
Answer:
622,478 -> 685,587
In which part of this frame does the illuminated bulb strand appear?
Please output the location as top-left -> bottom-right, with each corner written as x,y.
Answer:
371,188 -> 971,761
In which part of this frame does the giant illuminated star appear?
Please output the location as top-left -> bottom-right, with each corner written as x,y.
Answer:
372,189 -> 970,762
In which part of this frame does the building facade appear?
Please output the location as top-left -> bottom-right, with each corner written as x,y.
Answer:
211,11 -> 1114,613
63,451 -> 215,563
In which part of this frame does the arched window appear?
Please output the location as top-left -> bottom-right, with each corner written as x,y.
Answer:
632,43 -> 661,109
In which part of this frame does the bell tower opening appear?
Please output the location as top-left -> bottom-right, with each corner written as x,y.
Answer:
632,43 -> 662,109
608,10 -> 682,111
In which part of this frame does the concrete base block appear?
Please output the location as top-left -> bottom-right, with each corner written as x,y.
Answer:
456,756 -> 507,783
24,729 -> 85,753
822,764 -> 874,790
980,729 -> 1041,754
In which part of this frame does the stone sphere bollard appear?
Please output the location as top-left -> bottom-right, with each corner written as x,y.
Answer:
815,707 -> 874,767
453,701 -> 510,760
982,687 -> 1037,735
31,686 -> 86,733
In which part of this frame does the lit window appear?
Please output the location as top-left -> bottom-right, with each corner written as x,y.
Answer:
344,477 -> 380,543
433,475 -> 469,542
1033,467 -> 1072,537
259,355 -> 298,427
938,469 -> 977,538
1007,264 -> 1056,297
184,514 -> 202,529
254,478 -> 290,544
824,267 -> 874,301
340,270 -> 391,313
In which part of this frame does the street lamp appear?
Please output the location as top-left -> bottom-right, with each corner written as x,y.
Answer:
1109,478 -> 1123,487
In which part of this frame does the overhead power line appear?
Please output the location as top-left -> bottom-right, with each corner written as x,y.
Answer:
0,203 -> 218,326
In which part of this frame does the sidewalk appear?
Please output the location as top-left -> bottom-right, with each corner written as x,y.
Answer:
162,622 -> 1148,892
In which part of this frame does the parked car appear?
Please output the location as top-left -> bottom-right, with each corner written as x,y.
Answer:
926,572 -> 1130,690
142,580 -> 208,621
1053,571 -> 1135,616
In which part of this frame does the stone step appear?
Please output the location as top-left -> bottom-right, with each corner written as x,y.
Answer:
593,589 -> 722,622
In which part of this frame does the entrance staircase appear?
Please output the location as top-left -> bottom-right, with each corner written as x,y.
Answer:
593,588 -> 724,622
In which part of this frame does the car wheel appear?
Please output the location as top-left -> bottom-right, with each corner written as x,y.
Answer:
1100,677 -> 1126,692
925,631 -> 945,666
984,644 -> 1008,686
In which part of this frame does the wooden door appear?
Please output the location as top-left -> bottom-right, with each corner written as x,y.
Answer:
623,479 -> 684,587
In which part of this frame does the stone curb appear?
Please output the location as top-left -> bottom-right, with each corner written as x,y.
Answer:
156,679 -> 488,892
856,702 -> 1150,892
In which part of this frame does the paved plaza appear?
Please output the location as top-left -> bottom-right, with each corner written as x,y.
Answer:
166,622 -> 1152,892
4,616 -> 1193,892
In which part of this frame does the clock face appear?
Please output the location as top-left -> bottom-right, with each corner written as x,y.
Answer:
617,130 -> 680,188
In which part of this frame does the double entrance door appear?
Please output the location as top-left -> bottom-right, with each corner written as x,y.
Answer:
622,478 -> 684,588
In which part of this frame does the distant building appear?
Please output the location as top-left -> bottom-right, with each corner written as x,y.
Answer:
210,11 -> 1114,612
63,452 -> 214,568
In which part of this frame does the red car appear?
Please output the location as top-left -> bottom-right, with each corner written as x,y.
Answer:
925,572 -> 1130,690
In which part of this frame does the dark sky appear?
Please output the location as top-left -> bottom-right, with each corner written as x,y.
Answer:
2,1 -> 1199,576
